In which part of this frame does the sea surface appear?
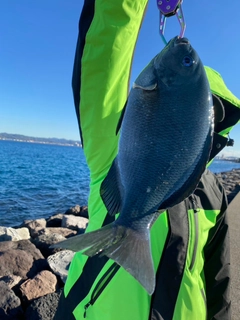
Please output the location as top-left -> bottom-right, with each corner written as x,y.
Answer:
1,140 -> 240,227
0,140 -> 90,227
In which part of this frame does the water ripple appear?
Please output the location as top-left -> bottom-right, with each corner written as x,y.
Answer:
0,141 -> 90,226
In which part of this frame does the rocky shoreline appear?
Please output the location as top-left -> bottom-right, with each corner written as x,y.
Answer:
0,169 -> 240,319
215,168 -> 240,203
0,205 -> 88,320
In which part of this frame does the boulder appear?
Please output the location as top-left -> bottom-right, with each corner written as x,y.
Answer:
33,233 -> 66,258
46,214 -> 64,227
65,204 -> 81,215
15,227 -> 30,240
22,219 -> 47,238
0,240 -> 47,279
25,290 -> 62,320
65,205 -> 88,218
47,250 -> 75,283
80,205 -> 89,218
0,226 -> 30,241
61,215 -> 88,231
36,227 -> 77,238
0,275 -> 22,289
20,270 -> 58,301
0,247 -> 33,279
0,281 -> 23,319
0,227 -> 22,241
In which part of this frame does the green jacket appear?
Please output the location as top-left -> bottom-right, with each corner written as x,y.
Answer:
54,0 -> 240,319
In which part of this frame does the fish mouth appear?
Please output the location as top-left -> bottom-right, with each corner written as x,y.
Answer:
174,37 -> 190,46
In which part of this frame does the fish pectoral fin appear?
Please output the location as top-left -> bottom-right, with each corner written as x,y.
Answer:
52,223 -> 155,295
212,93 -> 225,123
100,159 -> 123,216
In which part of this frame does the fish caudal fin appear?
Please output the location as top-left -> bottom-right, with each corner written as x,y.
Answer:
52,223 -> 155,295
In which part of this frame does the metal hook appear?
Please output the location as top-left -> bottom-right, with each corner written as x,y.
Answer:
157,0 -> 186,45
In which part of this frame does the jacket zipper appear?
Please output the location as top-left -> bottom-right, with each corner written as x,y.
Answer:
83,262 -> 120,318
189,194 -> 199,271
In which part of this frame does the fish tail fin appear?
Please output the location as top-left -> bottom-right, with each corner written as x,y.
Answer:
52,223 -> 155,295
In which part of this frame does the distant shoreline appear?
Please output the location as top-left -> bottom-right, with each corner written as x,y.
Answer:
0,138 -> 81,148
0,133 -> 82,148
215,157 -> 240,163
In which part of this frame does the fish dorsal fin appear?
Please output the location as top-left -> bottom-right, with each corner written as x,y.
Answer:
116,100 -> 127,135
133,60 -> 157,91
100,159 -> 123,216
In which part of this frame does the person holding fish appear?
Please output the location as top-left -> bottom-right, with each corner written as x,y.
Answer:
54,0 -> 240,319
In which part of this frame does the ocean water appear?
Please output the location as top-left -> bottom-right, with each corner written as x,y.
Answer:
1,140 -> 240,227
0,140 -> 90,227
208,158 -> 240,173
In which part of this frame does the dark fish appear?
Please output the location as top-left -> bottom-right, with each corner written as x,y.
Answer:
52,37 -> 213,295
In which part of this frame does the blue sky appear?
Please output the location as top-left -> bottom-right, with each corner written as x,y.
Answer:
0,1 -> 239,156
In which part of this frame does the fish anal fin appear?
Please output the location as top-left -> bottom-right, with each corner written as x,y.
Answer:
100,159 -> 123,216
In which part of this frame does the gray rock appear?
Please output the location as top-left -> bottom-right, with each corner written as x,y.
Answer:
65,205 -> 88,219
65,205 -> 81,215
61,215 -> 88,231
47,250 -> 75,283
0,274 -> 22,289
15,227 -> 30,240
36,227 -> 77,239
0,227 -> 22,241
20,270 -> 58,301
22,219 -> 47,238
0,281 -> 23,319
0,240 -> 47,279
46,214 -> 64,227
80,205 -> 89,219
25,290 -> 62,320
33,233 -> 66,258
0,247 -> 34,279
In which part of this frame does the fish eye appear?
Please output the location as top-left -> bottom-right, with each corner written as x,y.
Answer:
182,55 -> 193,67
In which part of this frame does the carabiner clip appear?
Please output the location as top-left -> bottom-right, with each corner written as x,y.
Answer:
157,0 -> 186,45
